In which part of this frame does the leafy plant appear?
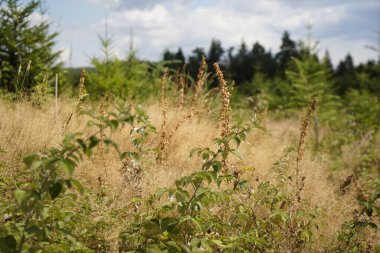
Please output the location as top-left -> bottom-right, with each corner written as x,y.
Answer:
0,103 -> 153,252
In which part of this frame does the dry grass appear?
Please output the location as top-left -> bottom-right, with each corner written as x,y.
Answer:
0,97 -> 368,250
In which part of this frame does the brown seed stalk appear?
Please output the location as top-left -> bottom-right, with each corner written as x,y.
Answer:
191,55 -> 206,106
295,98 -> 317,201
213,62 -> 232,172
213,62 -> 231,137
157,67 -> 169,162
178,76 -> 185,109
64,69 -> 87,130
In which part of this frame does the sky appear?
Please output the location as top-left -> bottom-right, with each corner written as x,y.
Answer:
25,0 -> 380,67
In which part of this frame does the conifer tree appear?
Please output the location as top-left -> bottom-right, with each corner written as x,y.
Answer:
87,34 -> 151,99
285,45 -> 340,148
275,31 -> 298,77
0,0 -> 61,92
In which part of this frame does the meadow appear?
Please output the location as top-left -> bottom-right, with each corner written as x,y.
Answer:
0,61 -> 379,252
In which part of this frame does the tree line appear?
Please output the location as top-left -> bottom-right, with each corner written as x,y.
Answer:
162,32 -> 380,98
0,0 -> 379,101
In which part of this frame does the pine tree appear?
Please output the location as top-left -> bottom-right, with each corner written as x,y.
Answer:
0,0 -> 61,92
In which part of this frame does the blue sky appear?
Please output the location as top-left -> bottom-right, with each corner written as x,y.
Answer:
26,0 -> 380,67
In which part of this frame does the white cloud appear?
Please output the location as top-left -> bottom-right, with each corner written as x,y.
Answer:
58,46 -> 71,65
100,1 -> 349,60
59,0 -> 379,66
28,12 -> 50,25
320,38 -> 377,65
84,0 -> 121,8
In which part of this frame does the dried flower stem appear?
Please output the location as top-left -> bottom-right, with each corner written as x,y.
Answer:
214,62 -> 232,172
64,69 -> 87,130
77,69 -> 86,112
213,63 -> 231,137
191,55 -> 206,107
166,110 -> 201,147
178,76 -> 185,109
157,67 -> 169,162
296,98 -> 317,201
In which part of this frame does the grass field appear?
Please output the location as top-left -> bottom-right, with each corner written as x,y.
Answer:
1,76 -> 379,251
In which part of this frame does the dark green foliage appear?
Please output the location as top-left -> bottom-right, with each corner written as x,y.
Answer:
285,52 -> 340,121
228,42 -> 254,85
336,194 -> 380,252
334,54 -> 358,95
345,90 -> 380,137
355,60 -> 380,98
0,103 -> 154,252
163,48 -> 185,71
275,31 -> 298,77
86,35 -> 159,100
187,47 -> 206,81
0,0 -> 61,93
119,121 -> 319,252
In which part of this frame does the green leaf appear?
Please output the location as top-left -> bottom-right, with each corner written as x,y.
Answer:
69,179 -> 84,194
190,148 -> 201,158
175,189 -> 190,202
156,188 -> 169,200
77,139 -> 87,154
233,136 -> 241,147
368,222 -> 378,229
49,182 -> 63,199
23,153 -> 38,167
0,235 -> 17,253
211,240 -> 226,249
88,136 -> 99,149
59,159 -> 76,176
14,189 -> 26,205
109,120 -> 119,132
230,149 -> 242,159
221,151 -> 228,159
211,161 -> 222,173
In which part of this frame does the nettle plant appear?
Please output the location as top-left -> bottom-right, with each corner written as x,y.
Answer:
119,119 -> 318,252
119,120 -> 253,252
0,103 -> 154,252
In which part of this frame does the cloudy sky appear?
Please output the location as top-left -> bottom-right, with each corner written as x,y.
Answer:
27,0 -> 380,67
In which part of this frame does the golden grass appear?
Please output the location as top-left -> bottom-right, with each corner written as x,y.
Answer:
0,97 -> 374,250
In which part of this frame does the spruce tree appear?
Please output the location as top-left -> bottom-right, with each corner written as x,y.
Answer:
0,0 -> 61,92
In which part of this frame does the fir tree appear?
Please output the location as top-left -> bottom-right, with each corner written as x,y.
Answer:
286,47 -> 341,148
0,0 -> 61,92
